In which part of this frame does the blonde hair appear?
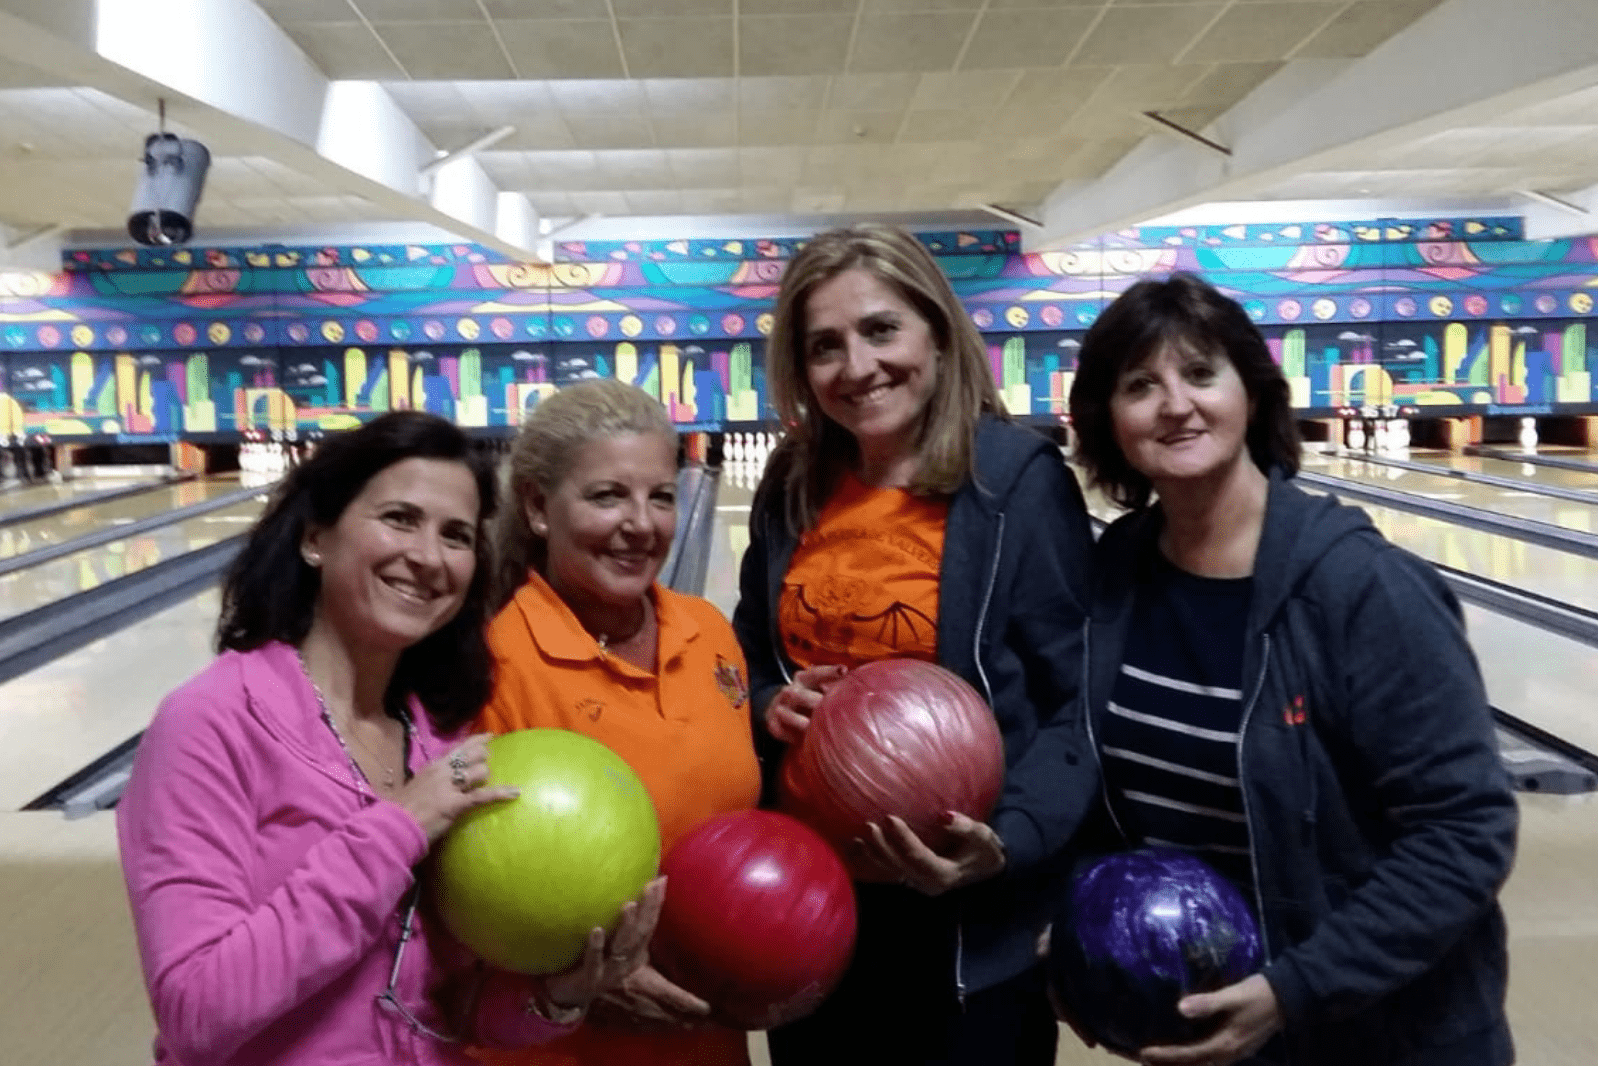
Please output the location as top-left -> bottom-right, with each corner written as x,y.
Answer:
490,379 -> 676,610
767,224 -> 1006,531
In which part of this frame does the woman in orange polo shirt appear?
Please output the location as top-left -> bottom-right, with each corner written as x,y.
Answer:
475,380 -> 760,1066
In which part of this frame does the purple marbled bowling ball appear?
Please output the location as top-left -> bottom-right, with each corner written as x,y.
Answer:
1047,848 -> 1263,1059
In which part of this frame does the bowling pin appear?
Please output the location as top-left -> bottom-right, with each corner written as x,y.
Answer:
1345,420 -> 1364,452
1518,417 -> 1538,453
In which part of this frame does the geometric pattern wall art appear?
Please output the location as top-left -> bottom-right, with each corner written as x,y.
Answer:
0,216 -> 1591,441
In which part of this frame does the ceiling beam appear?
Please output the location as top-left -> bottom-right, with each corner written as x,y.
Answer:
1520,184 -> 1598,241
1034,0 -> 1598,250
0,221 -> 63,270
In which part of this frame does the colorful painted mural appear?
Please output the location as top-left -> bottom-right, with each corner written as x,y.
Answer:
0,218 -> 1591,441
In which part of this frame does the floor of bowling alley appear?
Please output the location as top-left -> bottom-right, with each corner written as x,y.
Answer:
0,441 -> 1594,1066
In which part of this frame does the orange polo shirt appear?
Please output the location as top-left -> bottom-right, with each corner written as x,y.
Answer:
779,472 -> 949,670
473,570 -> 760,1066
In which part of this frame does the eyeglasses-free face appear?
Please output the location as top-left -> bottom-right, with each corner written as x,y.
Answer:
802,267 -> 941,473
1108,342 -> 1254,492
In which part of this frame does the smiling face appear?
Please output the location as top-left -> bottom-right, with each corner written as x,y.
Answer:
530,432 -> 678,616
1109,340 -> 1254,491
303,457 -> 481,654
802,266 -> 940,467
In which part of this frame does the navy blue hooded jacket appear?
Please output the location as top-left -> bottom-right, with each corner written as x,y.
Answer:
733,415 -> 1099,998
1083,469 -> 1517,1066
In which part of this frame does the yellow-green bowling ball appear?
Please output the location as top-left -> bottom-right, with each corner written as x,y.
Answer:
434,729 -> 661,974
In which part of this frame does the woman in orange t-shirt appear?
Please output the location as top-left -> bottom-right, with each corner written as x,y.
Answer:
475,380 -> 760,1066
733,225 -> 1097,1066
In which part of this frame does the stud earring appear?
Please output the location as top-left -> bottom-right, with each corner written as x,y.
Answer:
302,551 -> 321,567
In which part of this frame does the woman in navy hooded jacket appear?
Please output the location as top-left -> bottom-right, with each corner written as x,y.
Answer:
732,224 -> 1097,1065
1063,272 -> 1517,1066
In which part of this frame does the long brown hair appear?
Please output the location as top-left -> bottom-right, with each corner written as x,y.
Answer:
766,224 -> 1006,532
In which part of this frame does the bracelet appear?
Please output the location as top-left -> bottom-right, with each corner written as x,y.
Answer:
524,980 -> 586,1027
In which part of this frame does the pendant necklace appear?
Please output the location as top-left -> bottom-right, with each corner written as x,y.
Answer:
299,651 -> 404,791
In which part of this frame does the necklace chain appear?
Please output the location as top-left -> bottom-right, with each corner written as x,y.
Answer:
298,651 -> 406,791
593,600 -> 650,655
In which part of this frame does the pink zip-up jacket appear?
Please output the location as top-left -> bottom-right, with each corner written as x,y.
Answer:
116,640 -> 574,1065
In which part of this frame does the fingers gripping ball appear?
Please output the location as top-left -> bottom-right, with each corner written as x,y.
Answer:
779,659 -> 1004,868
652,810 -> 857,1030
434,729 -> 661,975
1047,849 -> 1264,1059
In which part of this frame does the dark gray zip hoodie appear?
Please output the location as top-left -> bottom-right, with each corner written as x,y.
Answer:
1084,468 -> 1517,1066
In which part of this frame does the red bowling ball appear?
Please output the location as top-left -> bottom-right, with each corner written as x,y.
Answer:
651,810 -> 857,1030
780,658 -> 1005,870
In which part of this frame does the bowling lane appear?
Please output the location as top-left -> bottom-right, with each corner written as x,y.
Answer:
0,477 -> 161,516
0,476 -> 246,562
1316,495 -> 1597,612
0,589 -> 221,811
1301,452 -> 1597,534
705,472 -> 755,620
1403,449 -> 1598,494
0,497 -> 265,623
1465,605 -> 1597,754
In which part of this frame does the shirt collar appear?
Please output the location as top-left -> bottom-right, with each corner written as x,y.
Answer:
511,569 -> 699,670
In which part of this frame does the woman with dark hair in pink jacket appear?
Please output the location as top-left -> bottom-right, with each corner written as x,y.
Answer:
117,412 -> 662,1066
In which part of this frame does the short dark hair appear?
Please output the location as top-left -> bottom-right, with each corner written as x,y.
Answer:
1069,272 -> 1300,510
216,412 -> 498,733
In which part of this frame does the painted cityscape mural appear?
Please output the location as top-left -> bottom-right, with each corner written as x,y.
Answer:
0,217 -> 1591,442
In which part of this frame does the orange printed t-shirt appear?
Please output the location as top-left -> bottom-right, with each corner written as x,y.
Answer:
779,472 -> 949,670
472,570 -> 760,1066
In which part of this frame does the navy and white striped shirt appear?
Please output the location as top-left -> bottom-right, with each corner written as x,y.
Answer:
1102,555 -> 1257,895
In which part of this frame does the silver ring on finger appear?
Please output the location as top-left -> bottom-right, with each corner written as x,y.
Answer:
448,751 -> 468,772
450,765 -> 469,791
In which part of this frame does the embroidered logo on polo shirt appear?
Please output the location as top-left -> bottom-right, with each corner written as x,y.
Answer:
1283,694 -> 1307,726
577,696 -> 605,722
714,655 -> 748,709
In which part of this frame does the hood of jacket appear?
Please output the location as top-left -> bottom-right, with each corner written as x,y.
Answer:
1094,466 -> 1380,634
